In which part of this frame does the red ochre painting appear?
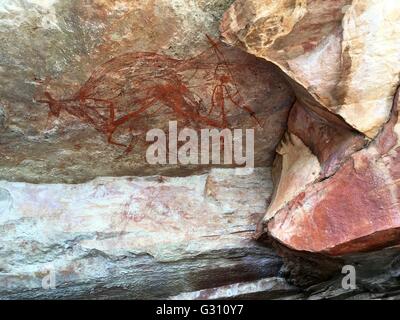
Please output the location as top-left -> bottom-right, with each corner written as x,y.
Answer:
36,36 -> 261,154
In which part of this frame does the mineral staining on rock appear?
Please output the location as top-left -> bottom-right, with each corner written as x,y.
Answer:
2,0 -> 400,300
268,91 -> 400,255
0,168 -> 282,299
0,0 -> 296,300
221,0 -> 400,138
261,131 -> 321,223
0,0 -> 294,183
169,277 -> 299,300
222,0 -> 400,256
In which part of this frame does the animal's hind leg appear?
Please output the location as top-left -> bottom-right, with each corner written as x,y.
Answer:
107,128 -> 127,148
107,97 -> 158,149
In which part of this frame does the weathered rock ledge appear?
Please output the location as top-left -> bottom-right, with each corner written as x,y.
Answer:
221,0 -> 400,258
1,0 -> 400,299
0,168 -> 283,299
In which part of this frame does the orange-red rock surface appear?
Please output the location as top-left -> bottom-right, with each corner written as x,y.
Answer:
221,0 -> 400,138
222,0 -> 400,256
2,0 -> 400,300
268,91 -> 400,255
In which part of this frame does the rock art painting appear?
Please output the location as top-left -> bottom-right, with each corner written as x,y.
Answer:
36,36 -> 261,154
2,0 -> 400,302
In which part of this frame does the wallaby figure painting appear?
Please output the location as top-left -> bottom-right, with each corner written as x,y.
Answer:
36,35 -> 261,154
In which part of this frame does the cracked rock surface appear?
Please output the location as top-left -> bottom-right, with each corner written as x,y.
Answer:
222,0 -> 400,257
0,168 -> 283,299
221,0 -> 400,138
2,0 -> 400,300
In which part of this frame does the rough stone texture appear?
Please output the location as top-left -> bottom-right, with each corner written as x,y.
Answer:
2,0 -> 400,300
287,101 -> 366,178
221,0 -> 400,138
221,0 -> 400,257
262,131 -> 321,222
259,100 -> 366,224
0,0 -> 297,300
267,91 -> 400,255
0,168 -> 286,299
0,0 -> 294,183
169,277 -> 300,299
311,245 -> 400,300
166,244 -> 400,300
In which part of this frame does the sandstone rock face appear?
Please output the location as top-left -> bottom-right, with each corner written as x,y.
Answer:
268,92 -> 400,255
0,0 -> 294,183
222,0 -> 400,256
0,0 -> 297,300
2,0 -> 400,300
221,0 -> 400,138
0,168 -> 284,299
261,100 -> 366,223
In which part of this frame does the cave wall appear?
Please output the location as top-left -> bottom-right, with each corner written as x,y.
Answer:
0,0 -> 293,299
0,0 -> 294,183
221,0 -> 400,257
1,0 -> 400,300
